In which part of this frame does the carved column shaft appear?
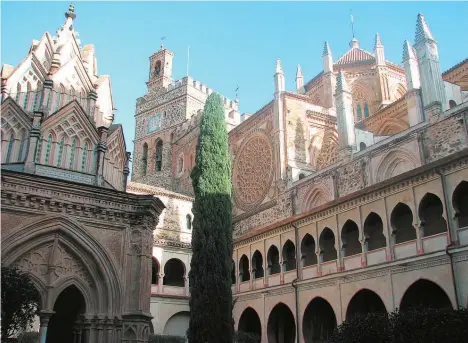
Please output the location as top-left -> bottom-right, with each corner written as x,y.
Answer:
24,111 -> 44,174
96,126 -> 109,187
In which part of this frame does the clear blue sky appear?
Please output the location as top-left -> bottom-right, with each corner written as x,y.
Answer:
2,1 -> 468,156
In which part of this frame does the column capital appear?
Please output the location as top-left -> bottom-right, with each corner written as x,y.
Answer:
39,310 -> 55,325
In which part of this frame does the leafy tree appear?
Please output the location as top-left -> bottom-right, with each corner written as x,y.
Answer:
188,93 -> 233,343
1,266 -> 40,339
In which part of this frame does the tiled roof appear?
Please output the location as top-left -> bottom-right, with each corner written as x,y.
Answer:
442,58 -> 468,76
335,48 -> 375,65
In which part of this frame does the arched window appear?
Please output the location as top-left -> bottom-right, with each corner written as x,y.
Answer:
267,246 -> 281,275
17,129 -> 26,162
23,82 -> 31,110
186,214 -> 192,230
449,100 -> 457,109
282,240 -> 296,271
15,83 -> 21,103
319,228 -> 337,262
357,104 -> 362,121
239,255 -> 250,282
360,142 -> 367,151
301,234 -> 317,267
252,250 -> 264,279
141,143 -> 148,176
155,140 -> 163,171
59,84 -> 66,107
299,173 -> 305,180
363,212 -> 386,251
163,259 -> 185,287
5,133 -> 15,163
154,60 -> 162,76
341,220 -> 361,257
56,136 -> 65,167
419,193 -> 448,237
70,86 -> 75,103
391,203 -> 416,244
44,134 -> 53,164
364,103 -> 370,118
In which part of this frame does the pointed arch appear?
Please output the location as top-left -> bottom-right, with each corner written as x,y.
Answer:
375,119 -> 408,136
251,250 -> 264,279
301,234 -> 317,267
17,128 -> 27,162
301,184 -> 332,213
315,130 -> 339,170
282,240 -> 296,271
69,138 -> 78,170
44,133 -> 54,165
364,103 -> 370,118
267,245 -> 281,275
56,135 -> 66,167
239,254 -> 250,282
1,215 -> 123,314
375,149 -> 419,183
155,139 -> 163,171
357,104 -> 362,121
5,131 -> 15,163
418,192 -> 447,237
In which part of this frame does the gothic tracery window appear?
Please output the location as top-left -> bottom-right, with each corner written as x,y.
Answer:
315,131 -> 338,170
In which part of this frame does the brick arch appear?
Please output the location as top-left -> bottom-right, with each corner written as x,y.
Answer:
375,148 -> 419,183
301,183 -> 332,213
375,119 -> 408,136
1,215 -> 123,316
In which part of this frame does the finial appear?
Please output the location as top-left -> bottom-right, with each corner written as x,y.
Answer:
276,58 -> 283,73
415,13 -> 434,44
323,41 -> 332,57
350,37 -> 359,49
402,39 -> 416,61
374,33 -> 383,49
336,70 -> 349,92
160,36 -> 166,50
65,2 -> 76,20
296,64 -> 303,78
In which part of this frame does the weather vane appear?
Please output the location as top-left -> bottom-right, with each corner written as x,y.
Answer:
160,36 -> 166,48
235,85 -> 239,98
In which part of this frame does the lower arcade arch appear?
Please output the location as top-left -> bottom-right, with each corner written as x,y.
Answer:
163,311 -> 190,338
302,297 -> 337,343
46,285 -> 86,343
346,289 -> 387,320
267,303 -> 296,343
400,279 -> 453,311
238,307 -> 262,342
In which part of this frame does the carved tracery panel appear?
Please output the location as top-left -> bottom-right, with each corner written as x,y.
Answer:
233,132 -> 274,211
315,131 -> 338,170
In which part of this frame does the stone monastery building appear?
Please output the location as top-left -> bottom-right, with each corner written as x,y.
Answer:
2,3 -> 468,343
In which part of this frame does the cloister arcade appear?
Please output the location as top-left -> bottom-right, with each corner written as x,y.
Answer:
232,186 -> 463,287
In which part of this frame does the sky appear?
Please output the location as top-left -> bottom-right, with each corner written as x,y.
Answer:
2,1 -> 468,159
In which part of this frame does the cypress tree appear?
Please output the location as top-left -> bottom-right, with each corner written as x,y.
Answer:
188,93 -> 233,343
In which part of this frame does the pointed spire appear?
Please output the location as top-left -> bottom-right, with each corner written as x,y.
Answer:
402,40 -> 417,61
296,64 -> 303,78
276,58 -> 283,73
415,13 -> 434,44
323,41 -> 332,57
374,33 -> 383,49
336,70 -> 349,92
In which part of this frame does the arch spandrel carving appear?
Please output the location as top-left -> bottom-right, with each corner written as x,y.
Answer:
233,131 -> 274,211
13,239 -> 93,288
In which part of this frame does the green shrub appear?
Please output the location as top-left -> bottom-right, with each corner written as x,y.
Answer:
233,331 -> 260,343
148,334 -> 186,343
330,307 -> 468,343
17,331 -> 40,343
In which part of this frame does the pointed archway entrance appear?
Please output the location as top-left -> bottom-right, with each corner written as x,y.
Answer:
46,285 -> 86,343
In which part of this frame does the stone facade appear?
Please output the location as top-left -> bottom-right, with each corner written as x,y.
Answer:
126,11 -> 468,343
0,5 -> 165,343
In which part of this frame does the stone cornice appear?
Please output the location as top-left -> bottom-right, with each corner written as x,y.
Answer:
127,181 -> 194,202
153,239 -> 192,249
1,170 -> 165,228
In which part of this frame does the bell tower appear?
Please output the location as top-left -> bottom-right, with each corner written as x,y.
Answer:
147,43 -> 174,91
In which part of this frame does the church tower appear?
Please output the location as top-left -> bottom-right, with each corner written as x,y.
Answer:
413,13 -> 447,114
147,43 -> 174,91
273,59 -> 287,183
